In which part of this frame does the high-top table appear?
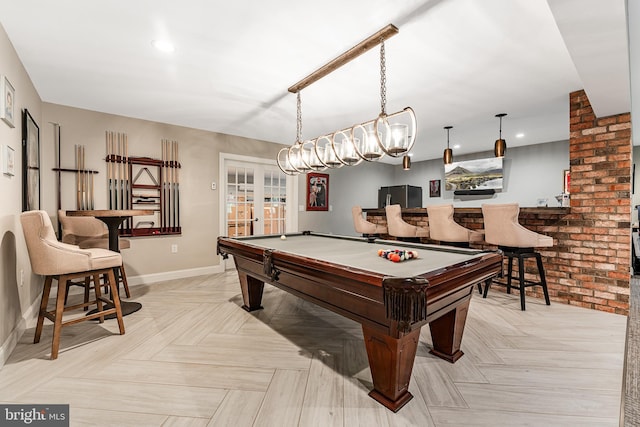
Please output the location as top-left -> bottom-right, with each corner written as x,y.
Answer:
67,209 -> 153,316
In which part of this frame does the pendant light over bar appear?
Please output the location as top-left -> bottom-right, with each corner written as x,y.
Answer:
494,113 -> 507,158
278,24 -> 417,175
443,126 -> 453,164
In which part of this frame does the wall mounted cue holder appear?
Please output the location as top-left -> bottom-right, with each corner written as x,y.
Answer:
105,133 -> 181,237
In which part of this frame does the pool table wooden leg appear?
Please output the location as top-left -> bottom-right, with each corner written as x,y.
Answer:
238,272 -> 264,312
428,297 -> 470,363
362,325 -> 421,412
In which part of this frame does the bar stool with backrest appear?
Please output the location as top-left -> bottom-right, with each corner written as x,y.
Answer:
58,210 -> 132,299
352,206 -> 387,238
427,203 -> 486,293
427,204 -> 484,247
20,210 -> 125,359
384,204 -> 429,242
481,203 -> 553,310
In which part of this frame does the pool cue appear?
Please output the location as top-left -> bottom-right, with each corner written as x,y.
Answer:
175,141 -> 180,230
107,132 -> 112,209
124,133 -> 129,230
162,140 -> 167,232
170,140 -> 175,230
53,123 -> 62,237
75,145 -> 81,209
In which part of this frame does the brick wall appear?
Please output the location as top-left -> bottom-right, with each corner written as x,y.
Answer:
365,90 -> 632,315
565,89 -> 631,314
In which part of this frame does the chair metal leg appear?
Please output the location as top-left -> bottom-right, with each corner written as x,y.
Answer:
518,255 -> 526,311
535,253 -> 551,305
506,255 -> 514,294
482,278 -> 491,298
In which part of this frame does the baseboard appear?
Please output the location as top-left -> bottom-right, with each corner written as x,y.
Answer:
0,296 -> 40,369
125,264 -> 225,287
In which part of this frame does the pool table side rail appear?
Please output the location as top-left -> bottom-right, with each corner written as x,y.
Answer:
217,235 -> 502,335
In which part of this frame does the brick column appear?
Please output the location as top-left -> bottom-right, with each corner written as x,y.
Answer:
567,89 -> 631,313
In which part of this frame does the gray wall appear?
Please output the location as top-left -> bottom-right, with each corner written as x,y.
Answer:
297,140 -> 570,236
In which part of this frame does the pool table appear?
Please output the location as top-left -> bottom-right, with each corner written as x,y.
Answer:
216,231 -> 502,412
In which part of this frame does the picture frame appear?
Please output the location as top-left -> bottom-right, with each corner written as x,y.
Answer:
1,76 -> 15,128
429,179 -> 441,197
306,172 -> 329,211
3,145 -> 15,176
22,109 -> 40,211
563,169 -> 570,194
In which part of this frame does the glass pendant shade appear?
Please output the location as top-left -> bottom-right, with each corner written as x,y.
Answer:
301,139 -> 326,171
374,107 -> 417,157
352,120 -> 384,161
289,144 -> 310,173
314,134 -> 342,168
277,147 -> 298,175
333,128 -> 362,166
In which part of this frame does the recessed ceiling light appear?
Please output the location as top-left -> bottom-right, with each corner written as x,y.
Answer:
152,39 -> 175,53
453,144 -> 460,149
516,133 -> 525,138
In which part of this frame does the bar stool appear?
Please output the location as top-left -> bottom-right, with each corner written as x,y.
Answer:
352,206 -> 387,238
481,203 -> 552,310
428,204 -> 486,294
20,210 -> 125,359
384,204 -> 429,243
427,204 -> 484,247
59,210 -> 131,298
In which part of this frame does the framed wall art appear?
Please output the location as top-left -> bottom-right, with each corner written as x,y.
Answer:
22,109 -> 40,211
429,179 -> 441,197
3,145 -> 15,176
306,172 -> 329,211
1,76 -> 15,128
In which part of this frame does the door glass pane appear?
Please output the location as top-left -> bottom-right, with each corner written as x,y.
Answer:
227,166 -> 255,237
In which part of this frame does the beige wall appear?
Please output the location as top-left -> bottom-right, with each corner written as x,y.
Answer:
0,24 -> 42,359
0,18 -> 286,363
42,103 -> 285,277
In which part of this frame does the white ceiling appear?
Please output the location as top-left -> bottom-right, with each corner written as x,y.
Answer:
0,0 -> 631,163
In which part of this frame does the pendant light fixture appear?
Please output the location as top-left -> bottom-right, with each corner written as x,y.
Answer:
494,113 -> 507,158
277,24 -> 417,175
443,125 -> 453,164
402,155 -> 411,170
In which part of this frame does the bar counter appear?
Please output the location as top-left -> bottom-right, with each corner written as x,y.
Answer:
363,206 -> 575,306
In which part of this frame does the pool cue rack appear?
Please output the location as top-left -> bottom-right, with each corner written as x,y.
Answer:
52,143 -> 99,211
105,132 -> 181,236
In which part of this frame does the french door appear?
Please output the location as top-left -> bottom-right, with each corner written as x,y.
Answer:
220,154 -> 297,247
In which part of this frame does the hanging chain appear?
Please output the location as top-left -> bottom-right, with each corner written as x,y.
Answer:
379,38 -> 387,116
296,91 -> 302,144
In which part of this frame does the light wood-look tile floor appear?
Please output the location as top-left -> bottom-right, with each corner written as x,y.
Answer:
0,270 -> 628,427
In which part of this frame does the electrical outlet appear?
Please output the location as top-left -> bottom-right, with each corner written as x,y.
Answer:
211,182 -> 217,190
171,244 -> 178,253
20,269 -> 24,287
